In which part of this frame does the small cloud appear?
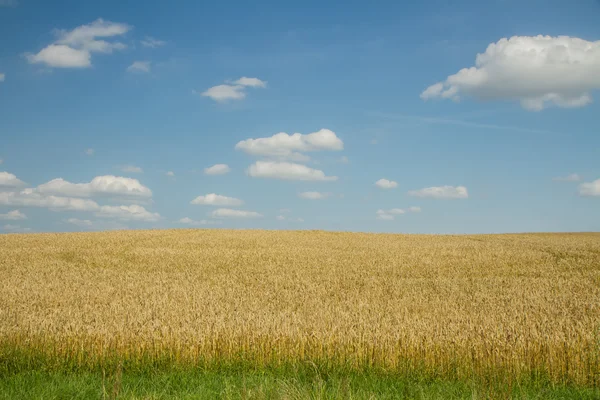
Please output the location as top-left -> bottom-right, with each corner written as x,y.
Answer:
2,224 -> 31,233
210,208 -> 262,218
204,164 -> 231,175
141,36 -> 166,48
177,217 -> 220,226
96,204 -> 160,222
199,77 -> 266,102
0,210 -> 26,220
376,207 -> 421,220
166,171 -> 175,177
85,148 -> 94,156
579,179 -> 600,197
298,191 -> 330,200
127,61 -> 151,73
191,194 -> 243,207
247,161 -> 337,181
553,173 -> 581,182
338,156 -> 349,164
375,178 -> 398,189
66,218 -> 93,227
120,165 -> 143,173
408,185 -> 468,199
232,77 -> 267,88
276,215 -> 286,221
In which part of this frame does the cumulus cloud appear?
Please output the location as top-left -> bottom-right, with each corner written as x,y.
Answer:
408,185 -> 468,199
191,193 -> 243,206
421,35 -> 600,111
141,36 -> 166,48
0,209 -> 26,220
236,129 -> 343,161
200,77 -> 266,102
376,207 -> 421,220
553,173 -> 581,182
120,165 -> 143,173
36,175 -> 152,198
579,179 -> 600,197
0,190 -> 100,211
375,178 -> 397,189
127,61 -> 151,73
298,191 -> 330,200
204,164 -> 231,175
26,18 -> 130,68
177,217 -> 221,226
247,161 -> 337,181
0,172 -> 25,187
210,208 -> 262,218
66,218 -> 93,227
96,204 -> 160,221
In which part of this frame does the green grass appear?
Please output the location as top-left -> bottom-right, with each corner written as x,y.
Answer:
1,365 -> 598,400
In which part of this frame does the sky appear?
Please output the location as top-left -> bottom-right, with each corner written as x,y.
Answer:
1,0 -> 599,234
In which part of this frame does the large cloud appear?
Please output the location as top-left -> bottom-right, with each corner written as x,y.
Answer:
36,175 -> 152,198
0,172 -> 25,187
0,189 -> 100,211
191,194 -> 243,206
236,129 -> 343,161
421,35 -> 600,111
579,179 -> 600,197
408,186 -> 468,199
247,161 -> 337,181
26,18 -> 130,68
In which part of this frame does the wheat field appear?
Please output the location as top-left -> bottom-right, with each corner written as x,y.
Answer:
0,230 -> 599,386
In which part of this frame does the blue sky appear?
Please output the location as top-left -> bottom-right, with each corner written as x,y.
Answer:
1,0 -> 599,234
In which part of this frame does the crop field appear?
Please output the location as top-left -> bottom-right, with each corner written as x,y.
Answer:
0,230 -> 599,398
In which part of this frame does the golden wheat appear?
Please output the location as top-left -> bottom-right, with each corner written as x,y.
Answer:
0,230 -> 599,385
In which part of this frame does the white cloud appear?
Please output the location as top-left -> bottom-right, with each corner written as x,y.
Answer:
579,179 -> 600,197
276,215 -> 303,222
421,35 -> 600,111
96,204 -> 160,221
298,191 -> 330,200
0,210 -> 26,220
177,217 -> 220,226
376,206 -> 420,220
553,173 -> 581,182
0,190 -> 100,211
0,172 -> 25,187
66,218 -> 93,227
201,84 -> 246,102
166,171 -> 175,177
36,175 -> 152,198
85,148 -> 94,156
2,224 -> 30,233
200,77 -> 266,102
26,18 -> 130,68
375,178 -> 397,189
247,161 -> 337,181
236,129 -> 343,161
141,36 -> 166,48
191,193 -> 243,206
204,164 -> 231,175
120,165 -> 143,173
127,61 -> 151,73
408,185 -> 468,199
233,77 -> 267,88
210,208 -> 262,219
